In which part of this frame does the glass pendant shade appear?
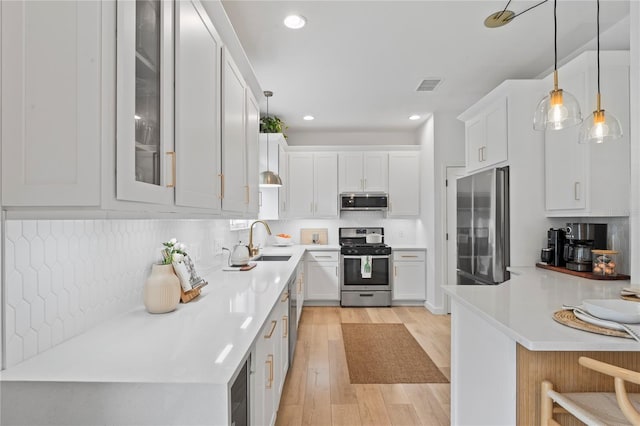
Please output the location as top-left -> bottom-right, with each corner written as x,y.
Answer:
533,87 -> 582,131
578,109 -> 623,144
259,170 -> 282,187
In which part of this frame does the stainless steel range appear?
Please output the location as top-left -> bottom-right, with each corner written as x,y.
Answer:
339,227 -> 392,307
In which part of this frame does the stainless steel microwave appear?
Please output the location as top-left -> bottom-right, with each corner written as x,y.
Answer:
340,193 -> 388,211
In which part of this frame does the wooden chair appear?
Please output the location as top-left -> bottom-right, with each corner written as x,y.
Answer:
541,357 -> 640,426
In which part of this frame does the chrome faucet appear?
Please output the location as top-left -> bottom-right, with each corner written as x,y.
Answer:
249,220 -> 272,257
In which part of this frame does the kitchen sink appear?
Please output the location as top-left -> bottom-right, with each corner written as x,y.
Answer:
253,255 -> 291,262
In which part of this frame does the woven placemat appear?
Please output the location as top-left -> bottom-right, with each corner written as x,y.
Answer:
553,310 -> 631,339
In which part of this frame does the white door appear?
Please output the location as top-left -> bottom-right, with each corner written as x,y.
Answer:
363,152 -> 388,192
287,153 -> 314,217
1,1 -> 101,206
338,152 -> 364,192
116,0 -> 175,205
174,0 -> 221,210
314,153 -> 338,217
446,166 -> 466,312
221,47 -> 247,214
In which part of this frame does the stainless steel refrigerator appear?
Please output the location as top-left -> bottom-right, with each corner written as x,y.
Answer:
456,166 -> 510,285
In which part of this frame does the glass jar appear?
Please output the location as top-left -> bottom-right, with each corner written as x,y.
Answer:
592,249 -> 619,277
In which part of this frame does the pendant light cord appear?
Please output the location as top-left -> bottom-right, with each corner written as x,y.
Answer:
512,0 -> 549,20
498,0 -> 512,18
597,0 -> 601,103
554,0 -> 557,72
265,93 -> 270,168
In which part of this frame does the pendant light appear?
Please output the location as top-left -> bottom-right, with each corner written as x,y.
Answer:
533,0 -> 582,131
578,0 -> 623,144
259,91 -> 283,187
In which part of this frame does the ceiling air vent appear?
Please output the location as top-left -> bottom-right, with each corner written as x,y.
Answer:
416,78 -> 442,92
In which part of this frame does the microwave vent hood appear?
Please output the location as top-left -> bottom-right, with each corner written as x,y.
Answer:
340,193 -> 388,211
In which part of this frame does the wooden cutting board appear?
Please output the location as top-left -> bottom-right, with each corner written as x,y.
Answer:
300,228 -> 329,245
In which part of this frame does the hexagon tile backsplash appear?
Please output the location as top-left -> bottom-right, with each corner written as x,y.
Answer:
3,219 -> 232,368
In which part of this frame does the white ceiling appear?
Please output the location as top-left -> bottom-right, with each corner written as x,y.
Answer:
221,0 -> 630,132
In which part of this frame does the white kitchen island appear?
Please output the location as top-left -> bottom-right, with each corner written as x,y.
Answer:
443,267 -> 640,426
0,246 -> 307,425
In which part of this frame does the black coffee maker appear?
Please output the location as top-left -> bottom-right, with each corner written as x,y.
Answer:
563,223 -> 607,272
544,228 -> 566,266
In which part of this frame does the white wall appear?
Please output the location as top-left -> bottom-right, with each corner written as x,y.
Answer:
426,113 -> 466,313
1,218 -> 244,368
630,3 -> 640,281
285,130 -> 418,146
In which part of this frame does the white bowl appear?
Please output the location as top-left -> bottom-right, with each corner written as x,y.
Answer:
582,299 -> 640,324
273,236 -> 293,245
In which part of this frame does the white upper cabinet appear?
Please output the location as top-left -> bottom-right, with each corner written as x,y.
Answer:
460,97 -> 508,174
245,90 -> 260,215
2,1 -> 101,206
221,47 -> 248,215
338,152 -> 388,193
314,153 -> 339,217
116,0 -> 175,205
287,153 -> 314,217
388,152 -> 420,216
544,51 -> 630,217
174,0 -> 222,211
287,152 -> 338,218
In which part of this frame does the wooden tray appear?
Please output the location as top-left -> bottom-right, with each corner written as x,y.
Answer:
622,295 -> 640,302
536,263 -> 630,280
180,280 -> 208,303
553,309 -> 631,339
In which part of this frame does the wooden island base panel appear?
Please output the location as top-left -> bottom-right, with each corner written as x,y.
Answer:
516,345 -> 640,426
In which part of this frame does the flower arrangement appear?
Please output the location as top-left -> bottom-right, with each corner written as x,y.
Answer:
161,238 -> 187,265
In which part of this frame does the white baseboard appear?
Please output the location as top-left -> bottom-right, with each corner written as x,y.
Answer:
425,300 -> 448,315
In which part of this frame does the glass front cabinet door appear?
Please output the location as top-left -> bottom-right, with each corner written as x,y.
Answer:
116,0 -> 175,205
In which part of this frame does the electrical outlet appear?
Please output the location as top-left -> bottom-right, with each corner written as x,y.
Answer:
214,239 -> 224,255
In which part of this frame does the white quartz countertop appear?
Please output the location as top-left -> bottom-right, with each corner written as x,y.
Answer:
0,246 -> 307,384
443,266 -> 640,351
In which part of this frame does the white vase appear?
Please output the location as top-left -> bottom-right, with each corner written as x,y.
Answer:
143,264 -> 181,314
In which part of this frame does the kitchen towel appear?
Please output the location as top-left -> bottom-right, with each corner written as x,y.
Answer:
361,256 -> 372,279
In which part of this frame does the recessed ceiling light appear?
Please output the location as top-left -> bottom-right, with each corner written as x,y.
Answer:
284,15 -> 306,29
303,115 -> 315,121
409,115 -> 421,121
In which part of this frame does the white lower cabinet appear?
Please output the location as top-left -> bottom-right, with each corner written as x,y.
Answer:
296,263 -> 305,327
392,250 -> 426,302
305,251 -> 340,301
252,287 -> 289,426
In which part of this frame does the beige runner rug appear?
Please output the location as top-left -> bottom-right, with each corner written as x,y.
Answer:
341,323 -> 449,384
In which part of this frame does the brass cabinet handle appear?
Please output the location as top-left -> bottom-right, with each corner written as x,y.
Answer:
218,173 -> 224,199
166,151 -> 176,187
364,178 -> 367,189
281,291 -> 289,302
394,265 -> 397,277
283,315 -> 288,338
574,181 -> 581,201
298,277 -> 302,293
264,320 -> 277,339
265,354 -> 274,389
401,255 -> 419,258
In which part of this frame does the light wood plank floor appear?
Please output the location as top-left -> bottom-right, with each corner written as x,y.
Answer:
276,307 -> 451,426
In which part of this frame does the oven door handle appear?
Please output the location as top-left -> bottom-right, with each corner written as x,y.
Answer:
342,255 -> 390,259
